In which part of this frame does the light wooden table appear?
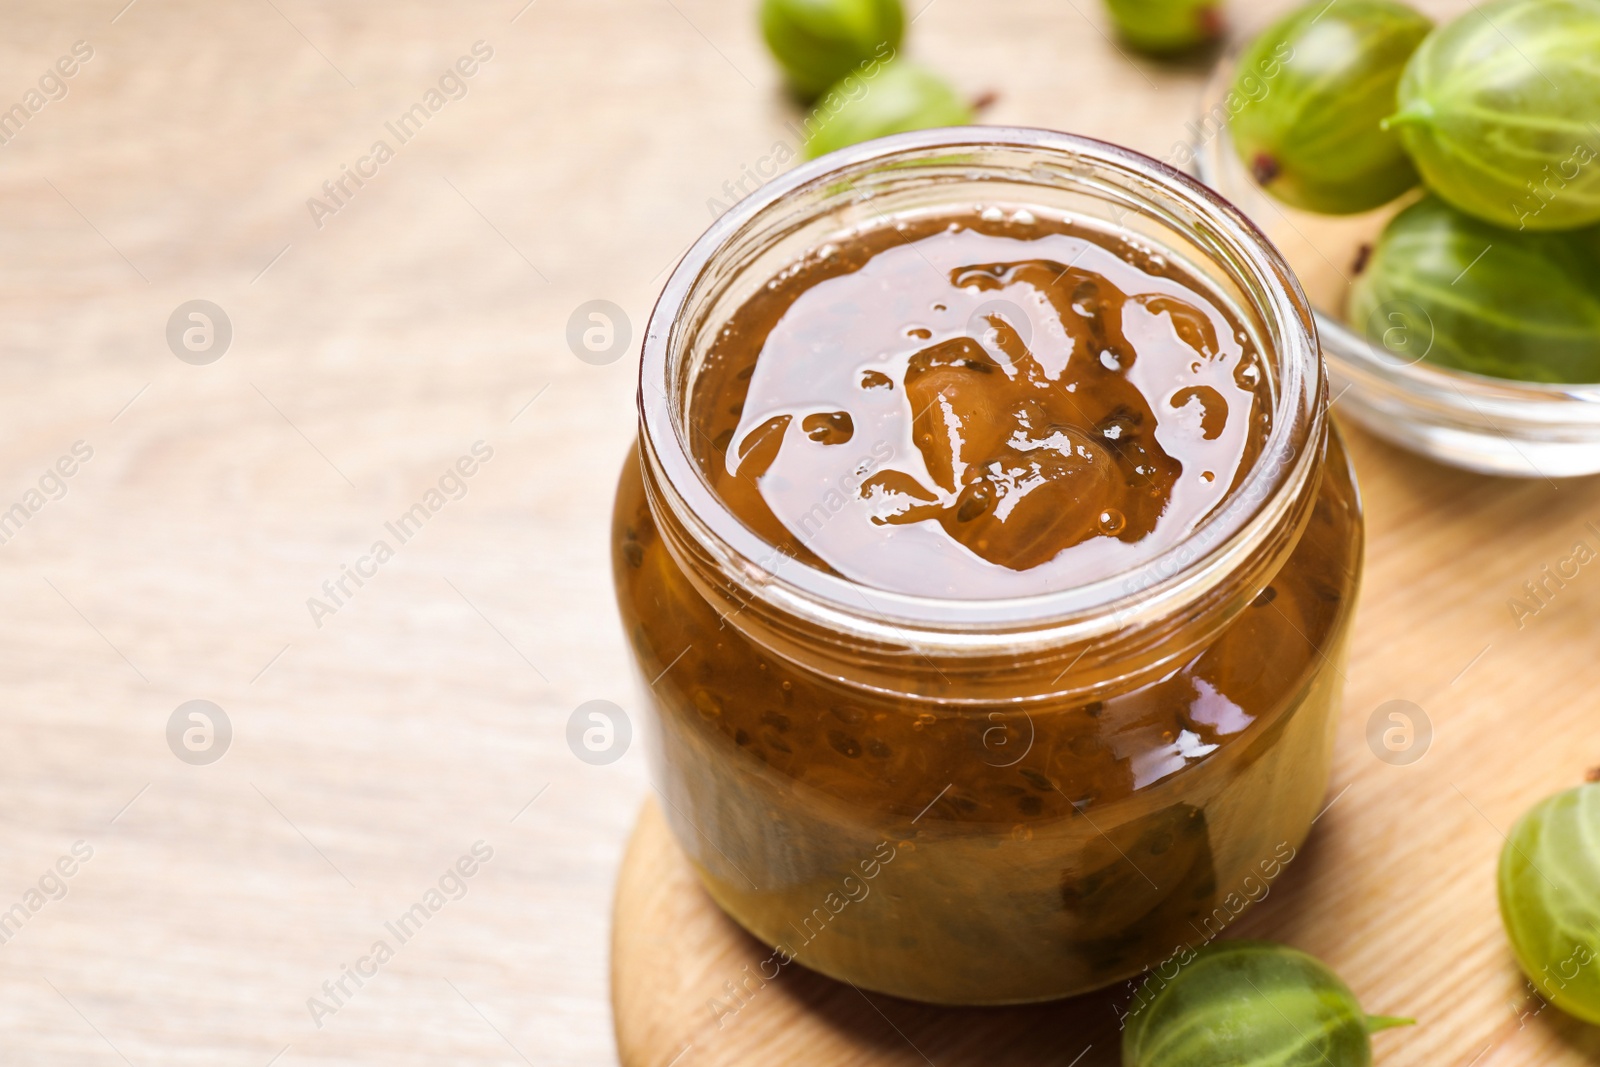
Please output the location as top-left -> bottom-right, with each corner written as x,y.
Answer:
1,0 -> 1595,1065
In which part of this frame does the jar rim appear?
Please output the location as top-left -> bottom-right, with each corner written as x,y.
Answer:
638,127 -> 1326,653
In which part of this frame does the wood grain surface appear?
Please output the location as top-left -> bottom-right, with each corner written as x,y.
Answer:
1,0 -> 1595,1064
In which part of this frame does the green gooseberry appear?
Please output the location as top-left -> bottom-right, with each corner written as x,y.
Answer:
1230,0 -> 1432,215
803,61 -> 972,159
1347,196 -> 1600,383
1388,0 -> 1600,232
1104,0 -> 1224,55
1499,781 -> 1600,1025
760,0 -> 905,101
1123,941 -> 1413,1067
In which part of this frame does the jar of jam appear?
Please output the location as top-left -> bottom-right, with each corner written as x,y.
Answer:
612,128 -> 1362,1005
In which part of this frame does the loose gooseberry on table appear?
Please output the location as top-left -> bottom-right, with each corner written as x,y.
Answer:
1499,780 -> 1600,1025
759,0 -> 906,100
1122,940 -> 1413,1067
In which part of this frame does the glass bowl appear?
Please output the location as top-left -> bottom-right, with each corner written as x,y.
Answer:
1194,40 -> 1600,479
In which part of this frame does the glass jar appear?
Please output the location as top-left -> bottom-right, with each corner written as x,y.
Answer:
612,128 -> 1363,1005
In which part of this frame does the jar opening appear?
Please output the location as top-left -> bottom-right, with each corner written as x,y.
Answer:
639,128 -> 1325,660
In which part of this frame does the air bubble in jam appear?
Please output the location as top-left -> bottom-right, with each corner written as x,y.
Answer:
688,207 -> 1272,599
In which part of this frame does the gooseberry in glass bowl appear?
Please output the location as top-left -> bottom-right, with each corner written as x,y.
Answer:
1193,2 -> 1600,479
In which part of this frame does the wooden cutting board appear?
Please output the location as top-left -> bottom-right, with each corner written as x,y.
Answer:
611,425 -> 1600,1067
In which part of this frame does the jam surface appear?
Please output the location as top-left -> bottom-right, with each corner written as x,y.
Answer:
690,209 -> 1273,598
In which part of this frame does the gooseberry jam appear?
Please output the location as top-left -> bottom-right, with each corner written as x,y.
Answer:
614,130 -> 1362,1004
689,209 -> 1272,594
